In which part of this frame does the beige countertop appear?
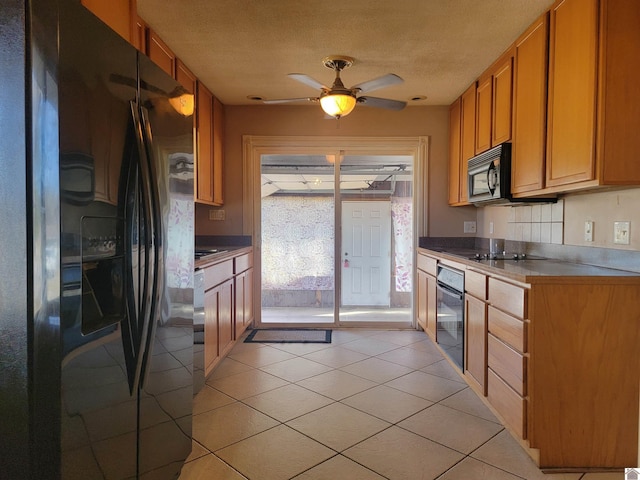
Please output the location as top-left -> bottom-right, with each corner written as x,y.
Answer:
419,247 -> 640,284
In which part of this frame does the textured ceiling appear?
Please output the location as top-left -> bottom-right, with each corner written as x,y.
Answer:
137,0 -> 554,107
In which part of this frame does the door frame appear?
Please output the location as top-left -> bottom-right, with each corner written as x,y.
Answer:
243,135 -> 429,329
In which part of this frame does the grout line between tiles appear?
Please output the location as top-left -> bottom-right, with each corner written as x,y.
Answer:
192,330 -> 574,480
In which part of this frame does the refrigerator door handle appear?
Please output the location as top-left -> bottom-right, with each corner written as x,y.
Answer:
126,100 -> 156,393
138,105 -> 164,389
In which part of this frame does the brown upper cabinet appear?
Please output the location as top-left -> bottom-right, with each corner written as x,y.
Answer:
546,0 -> 598,188
459,83 -> 476,204
196,83 -> 214,204
196,84 -> 224,206
212,96 -> 225,206
448,99 -> 462,205
81,0 -> 136,43
475,76 -> 493,154
511,13 -> 549,195
176,60 -> 197,95
146,29 -> 176,77
451,0 -> 640,204
475,48 -> 513,156
546,0 -> 640,192
132,15 -> 147,52
491,52 -> 514,147
448,83 -> 475,205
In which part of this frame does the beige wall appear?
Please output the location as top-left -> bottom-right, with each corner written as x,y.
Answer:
195,105 -> 477,238
477,188 -> 640,251
563,188 -> 640,249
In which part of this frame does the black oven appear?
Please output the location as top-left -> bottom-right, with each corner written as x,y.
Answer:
436,264 -> 464,370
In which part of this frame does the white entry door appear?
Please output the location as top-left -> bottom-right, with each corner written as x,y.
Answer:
341,201 -> 391,306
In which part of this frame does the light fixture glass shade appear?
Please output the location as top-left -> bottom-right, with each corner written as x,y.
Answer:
320,93 -> 356,118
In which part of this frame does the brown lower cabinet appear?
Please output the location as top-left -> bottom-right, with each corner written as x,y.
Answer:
234,252 -> 254,339
416,252 -> 437,341
489,275 -> 639,468
423,249 -> 640,470
202,249 -> 254,377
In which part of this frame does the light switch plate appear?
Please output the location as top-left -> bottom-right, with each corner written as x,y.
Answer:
614,221 -> 630,244
463,221 -> 476,233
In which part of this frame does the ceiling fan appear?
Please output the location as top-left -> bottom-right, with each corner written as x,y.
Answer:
263,56 -> 407,119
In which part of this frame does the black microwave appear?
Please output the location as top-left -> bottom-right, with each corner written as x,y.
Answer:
467,143 -> 511,205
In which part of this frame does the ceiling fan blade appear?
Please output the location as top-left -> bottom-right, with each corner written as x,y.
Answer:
351,74 -> 403,94
288,73 -> 328,91
263,97 -> 319,104
357,96 -> 407,111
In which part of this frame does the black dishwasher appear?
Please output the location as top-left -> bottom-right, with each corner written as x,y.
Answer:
435,265 -> 465,370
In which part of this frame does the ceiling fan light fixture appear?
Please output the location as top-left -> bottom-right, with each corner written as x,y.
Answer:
320,93 -> 356,118
169,92 -> 195,116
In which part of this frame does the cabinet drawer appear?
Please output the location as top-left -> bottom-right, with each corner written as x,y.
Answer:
488,306 -> 527,353
488,333 -> 526,396
234,253 -> 252,274
204,259 -> 233,290
488,277 -> 527,318
487,368 -> 527,439
417,253 -> 437,276
465,269 -> 487,300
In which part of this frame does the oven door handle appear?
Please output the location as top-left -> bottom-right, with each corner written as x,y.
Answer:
437,282 -> 464,300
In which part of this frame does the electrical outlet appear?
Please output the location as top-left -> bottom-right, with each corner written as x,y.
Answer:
614,221 -> 630,245
463,221 -> 477,233
209,209 -> 225,221
584,221 -> 593,242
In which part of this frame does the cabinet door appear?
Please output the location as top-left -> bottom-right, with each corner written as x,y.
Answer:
204,287 -> 219,376
212,96 -> 225,205
448,99 -> 462,205
235,271 -> 245,336
512,13 -> 549,194
146,28 -> 176,77
426,275 -> 437,342
176,60 -> 197,94
475,76 -> 493,154
196,82 -> 214,203
417,269 -> 428,331
132,15 -> 147,52
599,1 -> 640,185
460,83 -> 476,204
465,294 -> 487,395
81,0 -> 132,42
546,0 -> 598,187
244,268 -> 254,327
492,55 -> 513,146
235,267 -> 254,338
218,279 -> 234,357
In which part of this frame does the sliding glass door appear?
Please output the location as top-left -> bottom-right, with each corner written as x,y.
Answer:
259,149 -> 414,327
261,154 -> 335,324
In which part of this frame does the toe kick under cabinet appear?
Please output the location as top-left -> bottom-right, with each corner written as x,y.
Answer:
443,253 -> 640,471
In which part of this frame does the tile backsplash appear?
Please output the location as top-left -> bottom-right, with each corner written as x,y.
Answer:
506,200 -> 564,244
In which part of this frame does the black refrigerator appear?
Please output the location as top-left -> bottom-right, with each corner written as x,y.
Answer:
0,1 -> 195,478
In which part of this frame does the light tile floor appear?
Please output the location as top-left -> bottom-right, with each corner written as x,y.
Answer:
179,328 -> 625,480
